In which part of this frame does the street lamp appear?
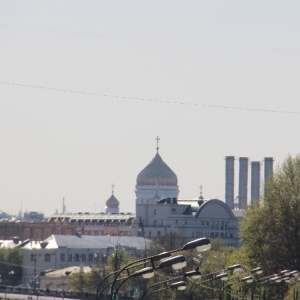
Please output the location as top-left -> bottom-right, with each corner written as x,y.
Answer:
227,264 -> 243,274
145,280 -> 187,300
111,267 -> 155,299
96,270 -> 119,300
140,268 -> 201,300
109,237 -> 211,299
158,255 -> 187,270
221,266 -> 263,299
111,255 -> 187,299
251,267 -> 263,275
183,269 -> 202,280
169,281 -> 187,291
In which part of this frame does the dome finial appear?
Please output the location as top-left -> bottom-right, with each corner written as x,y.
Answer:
155,135 -> 160,153
111,183 -> 115,194
199,184 -> 204,200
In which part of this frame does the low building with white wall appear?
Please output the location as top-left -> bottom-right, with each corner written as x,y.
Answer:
21,234 -> 151,284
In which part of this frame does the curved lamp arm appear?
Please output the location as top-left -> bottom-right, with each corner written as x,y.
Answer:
96,270 -> 119,300
110,237 -> 210,296
145,281 -> 187,300
113,267 -> 154,299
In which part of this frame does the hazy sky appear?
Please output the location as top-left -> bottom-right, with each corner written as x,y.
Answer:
0,1 -> 299,217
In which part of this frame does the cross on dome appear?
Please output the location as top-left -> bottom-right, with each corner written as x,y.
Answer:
155,135 -> 160,152
111,183 -> 115,194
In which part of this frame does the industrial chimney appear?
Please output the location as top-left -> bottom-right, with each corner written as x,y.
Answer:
251,161 -> 260,203
264,157 -> 274,196
225,156 -> 235,209
238,157 -> 248,209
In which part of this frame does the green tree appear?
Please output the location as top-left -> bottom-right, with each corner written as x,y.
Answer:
149,231 -> 188,253
240,154 -> 300,299
107,247 -> 133,271
0,247 -> 23,285
186,239 -> 237,300
66,266 -> 111,295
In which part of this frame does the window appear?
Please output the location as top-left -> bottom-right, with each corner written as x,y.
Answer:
220,221 -> 224,230
88,254 -> 94,262
74,254 -> 79,262
154,209 -> 156,215
157,231 -> 161,236
44,254 -> 51,262
149,231 -> 152,237
30,254 -> 36,262
171,208 -> 176,212
82,254 -> 86,262
60,254 -> 65,262
68,254 -> 72,262
154,220 -> 156,226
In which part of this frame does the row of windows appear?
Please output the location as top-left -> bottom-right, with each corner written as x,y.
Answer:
153,208 -> 177,216
31,253 -> 100,263
192,232 -> 234,239
145,230 -> 234,239
151,219 -> 229,229
148,231 -> 161,238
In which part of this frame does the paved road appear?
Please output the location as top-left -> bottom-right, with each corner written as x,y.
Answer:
0,293 -> 78,300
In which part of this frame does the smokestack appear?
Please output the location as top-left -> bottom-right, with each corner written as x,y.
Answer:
62,197 -> 66,214
238,157 -> 248,209
251,161 -> 260,203
264,157 -> 274,183
225,156 -> 235,209
264,157 -> 274,196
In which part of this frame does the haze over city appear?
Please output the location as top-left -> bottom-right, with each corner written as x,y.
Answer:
0,1 -> 299,217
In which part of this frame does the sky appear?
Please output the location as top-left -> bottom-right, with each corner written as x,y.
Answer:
0,0 -> 299,217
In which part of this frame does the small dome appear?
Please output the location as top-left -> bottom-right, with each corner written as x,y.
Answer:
136,152 -> 178,186
106,194 -> 119,208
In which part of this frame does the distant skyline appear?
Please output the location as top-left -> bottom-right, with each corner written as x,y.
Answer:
0,0 -> 299,217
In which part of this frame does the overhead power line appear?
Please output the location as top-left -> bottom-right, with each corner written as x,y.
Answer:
0,80 -> 299,115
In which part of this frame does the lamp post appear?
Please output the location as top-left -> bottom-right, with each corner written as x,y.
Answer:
140,269 -> 201,300
112,267 -> 154,299
219,266 -> 263,300
96,270 -> 119,300
188,264 -> 259,300
145,280 -> 187,300
254,270 -> 299,299
111,255 -> 186,299
109,237 -> 211,299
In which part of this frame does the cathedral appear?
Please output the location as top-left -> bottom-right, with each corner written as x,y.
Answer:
134,138 -> 240,247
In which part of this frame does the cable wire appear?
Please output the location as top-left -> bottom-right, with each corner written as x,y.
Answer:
0,80 -> 300,115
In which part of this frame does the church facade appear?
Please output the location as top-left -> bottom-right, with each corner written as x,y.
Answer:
135,141 -> 241,247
